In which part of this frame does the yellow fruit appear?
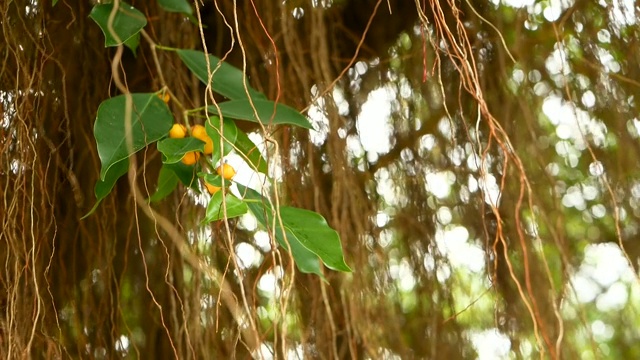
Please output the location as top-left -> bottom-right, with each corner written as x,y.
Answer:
191,124 -> 214,155
158,92 -> 170,103
204,182 -> 222,195
217,163 -> 236,180
202,138 -> 214,155
169,124 -> 187,139
191,124 -> 207,140
181,151 -> 200,165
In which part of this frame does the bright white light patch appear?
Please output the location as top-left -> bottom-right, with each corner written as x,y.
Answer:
435,226 -> 485,272
357,86 -> 396,154
115,335 -> 130,352
479,174 -> 501,206
495,0 -> 534,7
570,243 -> 636,308
389,258 -> 416,291
425,170 -> 455,199
542,95 -> 607,149
258,273 -> 277,293
471,329 -> 511,360
235,242 -> 260,269
254,231 -> 272,252
542,0 -> 563,21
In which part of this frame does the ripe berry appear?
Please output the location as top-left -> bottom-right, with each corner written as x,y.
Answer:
191,124 -> 214,155
217,163 -> 236,180
181,151 -> 200,165
204,182 -> 222,195
169,124 -> 187,139
158,93 -> 170,103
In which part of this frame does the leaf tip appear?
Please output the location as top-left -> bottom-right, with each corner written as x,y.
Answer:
81,201 -> 101,220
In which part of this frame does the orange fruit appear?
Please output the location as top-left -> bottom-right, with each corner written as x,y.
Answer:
190,124 -> 207,140
216,163 -> 236,180
204,182 -> 222,195
191,124 -> 214,155
181,151 -> 200,165
158,92 -> 170,103
169,124 -> 187,139
202,138 -> 214,155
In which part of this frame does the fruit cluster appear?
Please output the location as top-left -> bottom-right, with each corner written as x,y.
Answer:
168,123 -> 236,195
169,123 -> 214,165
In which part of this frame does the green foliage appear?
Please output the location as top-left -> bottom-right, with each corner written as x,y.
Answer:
86,2 -> 351,275
205,117 -> 242,171
277,206 -> 351,272
164,162 -> 199,189
148,166 -> 179,203
82,158 -> 129,218
94,93 -> 173,180
227,123 -> 269,174
198,173 -> 222,186
89,2 -> 146,51
204,191 -> 248,222
157,137 -> 205,164
207,100 -> 314,129
242,185 -> 324,276
157,0 -> 193,15
176,49 -> 266,101
240,185 -> 351,274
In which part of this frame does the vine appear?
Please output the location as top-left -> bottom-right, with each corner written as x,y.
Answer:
84,0 -> 351,278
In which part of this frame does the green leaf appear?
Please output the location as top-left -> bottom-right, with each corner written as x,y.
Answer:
94,93 -> 173,180
164,162 -> 199,190
53,0 -> 59,6
277,207 -> 351,272
176,49 -> 266,101
205,116 -> 237,166
90,2 -> 147,47
158,0 -> 193,15
83,158 -> 129,219
123,32 -> 140,54
203,116 -> 268,174
235,130 -> 268,174
203,192 -> 248,223
239,185 -> 350,273
148,165 -> 179,202
201,174 -> 226,187
239,185 -> 324,276
207,100 -> 313,129
95,158 -> 129,200
157,137 -> 205,164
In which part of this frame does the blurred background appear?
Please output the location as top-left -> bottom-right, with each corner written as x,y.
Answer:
2,0 -> 640,359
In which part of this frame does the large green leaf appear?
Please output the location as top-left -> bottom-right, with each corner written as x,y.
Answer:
201,173 -> 225,187
123,32 -> 140,54
83,158 -> 129,219
158,0 -> 193,15
90,2 -> 147,47
157,137 -> 205,164
235,130 -> 268,174
246,200 -> 323,276
204,116 -> 268,173
148,165 -> 179,203
176,49 -> 266,101
238,185 -> 351,276
203,191 -> 248,223
205,116 -> 236,167
241,185 -> 351,272
94,93 -> 173,180
277,207 -> 351,272
164,162 -> 199,190
207,100 -> 313,129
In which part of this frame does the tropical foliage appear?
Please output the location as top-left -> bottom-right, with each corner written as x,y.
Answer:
2,0 -> 640,359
